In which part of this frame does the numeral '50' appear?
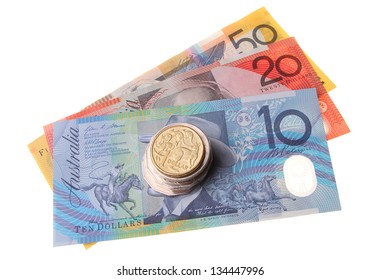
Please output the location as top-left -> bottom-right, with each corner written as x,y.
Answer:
228,24 -> 278,52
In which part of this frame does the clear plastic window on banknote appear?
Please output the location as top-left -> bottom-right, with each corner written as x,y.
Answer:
52,89 -> 341,246
27,6 -> 347,247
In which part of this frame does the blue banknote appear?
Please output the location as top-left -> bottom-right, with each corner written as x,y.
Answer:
53,88 -> 340,246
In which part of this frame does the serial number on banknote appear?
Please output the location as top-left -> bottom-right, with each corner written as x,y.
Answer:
210,267 -> 264,276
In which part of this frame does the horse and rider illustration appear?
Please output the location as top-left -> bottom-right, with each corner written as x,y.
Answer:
211,183 -> 247,209
80,162 -> 294,218
81,163 -> 143,217
210,174 -> 296,212
244,175 -> 296,211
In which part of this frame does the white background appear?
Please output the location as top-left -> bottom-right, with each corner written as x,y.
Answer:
0,0 -> 379,279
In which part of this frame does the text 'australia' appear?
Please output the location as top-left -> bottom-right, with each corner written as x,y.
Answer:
61,126 -> 81,191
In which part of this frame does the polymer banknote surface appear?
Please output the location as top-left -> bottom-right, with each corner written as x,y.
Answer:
119,38 -> 349,140
53,89 -> 340,246
29,6 -> 338,188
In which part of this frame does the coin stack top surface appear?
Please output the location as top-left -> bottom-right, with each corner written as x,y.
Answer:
142,122 -> 212,196
151,125 -> 205,178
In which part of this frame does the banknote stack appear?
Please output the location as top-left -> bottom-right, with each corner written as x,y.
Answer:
28,7 -> 349,247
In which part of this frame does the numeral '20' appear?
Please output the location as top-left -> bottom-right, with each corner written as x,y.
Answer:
253,55 -> 302,87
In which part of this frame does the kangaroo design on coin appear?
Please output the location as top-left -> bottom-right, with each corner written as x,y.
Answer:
151,125 -> 205,178
142,122 -> 212,196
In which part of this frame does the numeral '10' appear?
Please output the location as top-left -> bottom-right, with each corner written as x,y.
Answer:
258,105 -> 312,149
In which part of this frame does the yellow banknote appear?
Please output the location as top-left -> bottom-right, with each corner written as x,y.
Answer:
113,7 -> 335,96
28,6 -> 337,249
29,7 -> 336,193
28,136 -> 96,249
28,135 -> 53,189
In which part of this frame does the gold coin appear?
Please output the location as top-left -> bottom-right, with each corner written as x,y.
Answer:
150,124 -> 206,178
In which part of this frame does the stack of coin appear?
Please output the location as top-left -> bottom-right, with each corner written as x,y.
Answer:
142,123 -> 212,196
